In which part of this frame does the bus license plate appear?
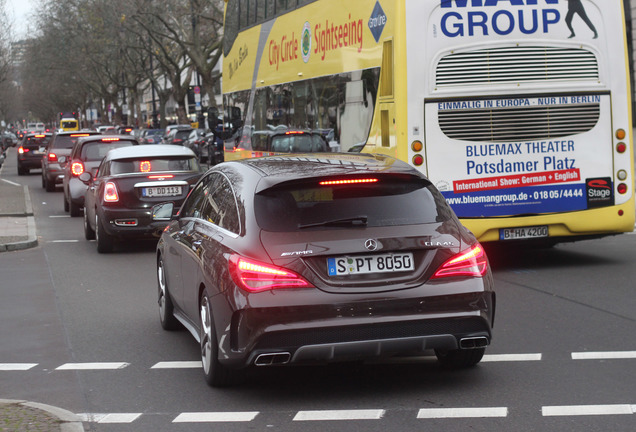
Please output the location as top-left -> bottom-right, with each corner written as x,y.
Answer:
327,253 -> 414,276
142,186 -> 182,198
500,225 -> 548,240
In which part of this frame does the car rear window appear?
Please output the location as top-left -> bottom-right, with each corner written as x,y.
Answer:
81,141 -> 135,161
52,134 -> 95,149
23,135 -> 51,147
255,176 -> 452,232
271,134 -> 326,153
110,157 -> 200,174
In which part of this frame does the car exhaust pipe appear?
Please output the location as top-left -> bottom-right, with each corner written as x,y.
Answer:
459,337 -> 489,349
254,352 -> 291,366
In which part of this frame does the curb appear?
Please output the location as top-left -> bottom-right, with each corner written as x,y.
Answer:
0,185 -> 39,252
0,399 -> 85,432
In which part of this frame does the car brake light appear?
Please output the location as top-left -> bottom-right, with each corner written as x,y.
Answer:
18,146 -> 27,154
35,134 -> 45,138
71,162 -> 84,176
104,182 -> 119,202
140,161 -> 151,172
148,174 -> 174,179
229,255 -> 314,292
71,134 -> 90,137
285,131 -> 304,135
432,244 -> 488,279
48,153 -> 58,162
101,137 -> 120,142
319,178 -> 379,186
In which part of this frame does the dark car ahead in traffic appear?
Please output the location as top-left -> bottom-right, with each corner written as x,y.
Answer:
17,132 -> 52,175
41,131 -> 101,191
82,145 -> 202,253
154,153 -> 495,387
63,135 -> 138,216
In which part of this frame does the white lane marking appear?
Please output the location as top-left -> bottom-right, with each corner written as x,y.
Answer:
48,240 -> 80,243
0,363 -> 38,371
572,351 -> 636,360
417,407 -> 508,419
56,362 -> 129,370
173,412 -> 259,422
49,215 -> 71,218
77,413 -> 142,423
542,404 -> 635,416
151,361 -> 202,369
293,410 -> 385,421
1,178 -> 21,186
482,353 -> 542,362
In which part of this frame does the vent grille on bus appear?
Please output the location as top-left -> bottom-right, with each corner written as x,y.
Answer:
438,103 -> 601,142
436,46 -> 599,86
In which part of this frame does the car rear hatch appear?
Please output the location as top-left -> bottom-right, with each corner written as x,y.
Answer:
255,173 -> 469,294
107,157 -> 201,208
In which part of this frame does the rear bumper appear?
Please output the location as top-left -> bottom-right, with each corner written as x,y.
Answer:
214,284 -> 495,368
101,207 -> 168,238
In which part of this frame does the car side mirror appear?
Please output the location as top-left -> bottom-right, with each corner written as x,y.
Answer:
79,172 -> 92,184
152,202 -> 175,221
58,156 -> 67,164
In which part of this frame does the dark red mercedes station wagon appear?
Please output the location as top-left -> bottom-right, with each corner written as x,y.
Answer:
154,153 -> 495,386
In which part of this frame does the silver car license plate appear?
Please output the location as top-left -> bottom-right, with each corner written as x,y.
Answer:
327,252 -> 414,276
142,186 -> 183,198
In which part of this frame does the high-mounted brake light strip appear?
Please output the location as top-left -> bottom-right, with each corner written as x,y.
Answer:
319,178 -> 379,186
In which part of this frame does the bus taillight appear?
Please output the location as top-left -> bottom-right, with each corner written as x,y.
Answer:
617,183 -> 628,194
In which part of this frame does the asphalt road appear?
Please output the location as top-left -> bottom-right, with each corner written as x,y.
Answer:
2,155 -> 636,432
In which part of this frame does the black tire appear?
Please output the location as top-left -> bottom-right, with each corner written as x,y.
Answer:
84,208 -> 95,240
41,175 -> 45,188
69,199 -> 81,217
17,165 -> 26,175
200,289 -> 239,387
157,255 -> 180,330
63,194 -> 69,212
96,213 -> 114,253
45,177 -> 55,192
435,348 -> 485,369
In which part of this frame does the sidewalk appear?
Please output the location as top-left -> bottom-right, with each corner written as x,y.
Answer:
1,151 -> 83,431
0,151 -> 38,252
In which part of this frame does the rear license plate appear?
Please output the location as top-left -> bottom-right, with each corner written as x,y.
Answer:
500,225 -> 548,240
327,253 -> 414,276
142,186 -> 183,197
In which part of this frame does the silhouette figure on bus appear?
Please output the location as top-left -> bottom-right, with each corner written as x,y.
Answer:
566,0 -> 598,39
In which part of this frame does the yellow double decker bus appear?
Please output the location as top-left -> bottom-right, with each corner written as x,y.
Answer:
221,0 -> 634,244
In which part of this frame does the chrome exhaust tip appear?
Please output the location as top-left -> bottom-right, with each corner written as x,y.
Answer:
459,337 -> 489,349
254,352 -> 291,366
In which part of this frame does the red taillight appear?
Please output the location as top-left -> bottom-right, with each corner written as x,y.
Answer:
18,146 -> 27,154
104,182 -> 119,202
229,255 -> 314,292
71,162 -> 84,176
285,131 -> 304,135
173,139 -> 183,144
148,174 -> 174,179
432,244 -> 488,279
48,153 -> 58,162
101,137 -> 120,142
319,178 -> 379,186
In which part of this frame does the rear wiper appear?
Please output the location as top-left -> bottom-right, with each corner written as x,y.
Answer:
298,216 -> 368,229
